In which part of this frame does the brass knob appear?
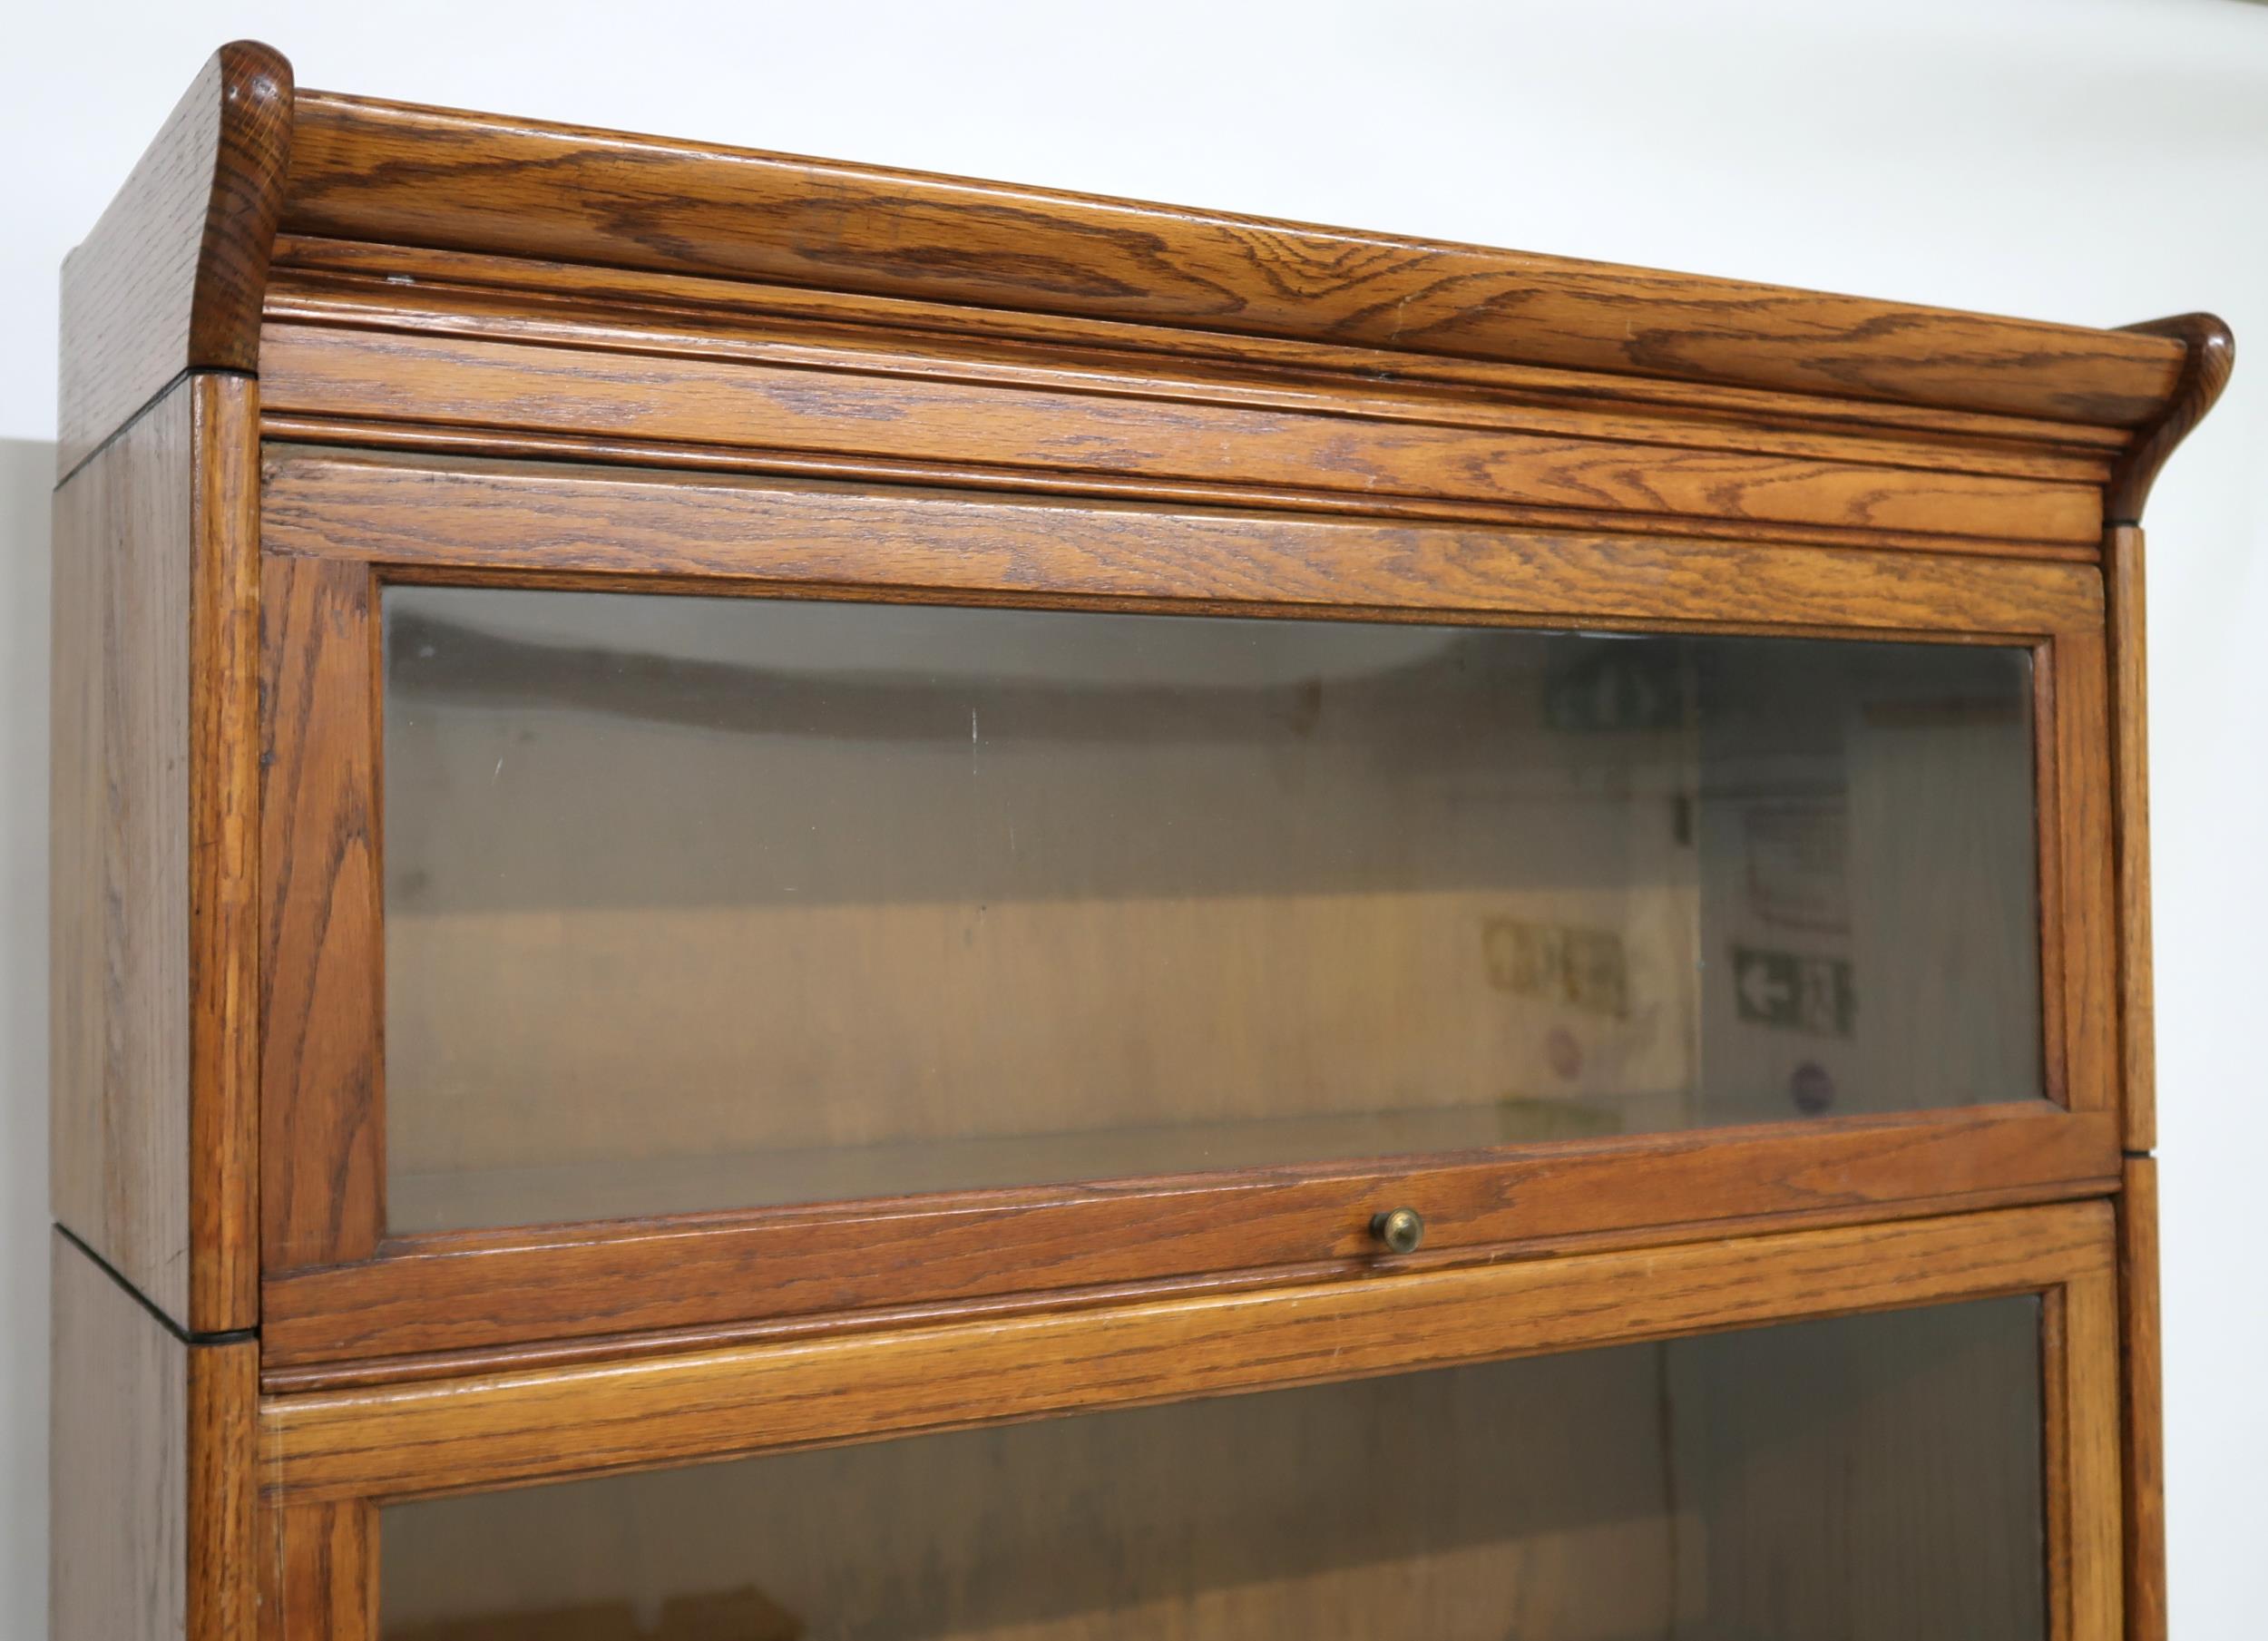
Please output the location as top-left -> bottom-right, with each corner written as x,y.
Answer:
1371,1206 -> 1425,1255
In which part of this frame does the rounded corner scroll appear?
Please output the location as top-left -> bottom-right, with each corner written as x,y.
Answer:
190,39 -> 298,376
2107,312 -> 2235,526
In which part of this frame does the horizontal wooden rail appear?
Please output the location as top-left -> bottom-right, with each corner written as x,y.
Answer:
261,1199 -> 2115,1504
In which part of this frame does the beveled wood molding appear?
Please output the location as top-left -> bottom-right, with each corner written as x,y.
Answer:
70,46 -> 2234,532
259,1200 -> 2115,1505
274,90 -> 2182,429
259,1103 -> 2116,1369
58,40 -> 291,477
2107,313 -> 2236,524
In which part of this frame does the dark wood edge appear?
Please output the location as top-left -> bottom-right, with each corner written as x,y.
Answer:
279,87 -> 2187,428
259,1102 -> 2118,1367
58,41 -> 291,476
191,43 -> 295,374
258,1201 -> 2116,1505
2107,313 -> 2235,524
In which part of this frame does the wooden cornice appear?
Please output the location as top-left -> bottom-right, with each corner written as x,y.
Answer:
63,44 -> 2234,523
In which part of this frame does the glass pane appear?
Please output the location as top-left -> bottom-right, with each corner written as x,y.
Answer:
383,589 -> 2041,1232
380,1296 -> 2046,1640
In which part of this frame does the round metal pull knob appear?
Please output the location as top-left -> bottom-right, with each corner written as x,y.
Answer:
1371,1206 -> 1425,1255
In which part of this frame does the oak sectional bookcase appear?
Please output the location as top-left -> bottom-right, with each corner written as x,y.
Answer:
50,40 -> 2231,1641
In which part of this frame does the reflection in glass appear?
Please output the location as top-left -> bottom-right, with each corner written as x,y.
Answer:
382,588 -> 2041,1231
381,1297 -> 2047,1640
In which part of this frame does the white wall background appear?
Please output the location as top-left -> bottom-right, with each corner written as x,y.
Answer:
3,0 -> 2262,1632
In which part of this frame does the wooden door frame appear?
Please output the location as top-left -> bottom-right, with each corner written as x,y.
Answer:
253,449 -> 2122,1370
255,1199 -> 2124,1639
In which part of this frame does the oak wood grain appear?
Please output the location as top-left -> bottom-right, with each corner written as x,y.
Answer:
2056,1265 -> 2126,1641
2118,1157 -> 2166,1641
256,1178 -> 2107,1395
259,410 -> 2105,562
49,1231 -> 257,1641
254,323 -> 2107,546
371,1301 -> 2043,1641
264,244 -> 2136,460
259,275 -> 2122,490
191,375 -> 264,1332
50,389 -> 192,1325
263,1499 -> 377,1641
257,446 -> 2106,636
278,90 -> 2184,427
259,1103 -> 2115,1368
2107,525 -> 2156,1151
259,1201 -> 2113,1505
2051,628 -> 2120,1119
51,374 -> 260,1332
260,554 -> 385,1274
57,41 -> 290,477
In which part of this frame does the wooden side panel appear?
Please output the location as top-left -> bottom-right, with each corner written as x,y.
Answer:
56,42 -> 290,477
50,1231 -> 257,1641
2107,525 -> 2155,1149
50,384 -> 195,1326
49,374 -> 260,1333
2119,1157 -> 2166,1641
260,554 -> 385,1272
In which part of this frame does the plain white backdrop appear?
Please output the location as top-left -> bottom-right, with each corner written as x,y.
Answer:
4,0 -> 2263,1632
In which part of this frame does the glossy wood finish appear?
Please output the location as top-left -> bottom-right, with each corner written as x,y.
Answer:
54,46 -> 2230,1640
260,1201 -> 2109,1504
260,445 -> 2108,629
57,42 -> 291,478
50,374 -> 260,1333
274,92 -> 2183,428
257,249 -> 2128,476
253,321 -> 2107,551
2107,316 -> 2236,525
50,1232 -> 258,1641
250,447 -> 2125,1366
266,1107 -> 2115,1367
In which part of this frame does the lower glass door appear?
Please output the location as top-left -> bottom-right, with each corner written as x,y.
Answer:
378,1295 -> 2044,1640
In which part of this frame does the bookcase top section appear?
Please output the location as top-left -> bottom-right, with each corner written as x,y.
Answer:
60,42 -> 2232,517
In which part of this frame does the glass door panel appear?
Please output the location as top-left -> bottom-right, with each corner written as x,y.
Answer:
382,588 -> 2041,1232
380,1295 -> 2046,1639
